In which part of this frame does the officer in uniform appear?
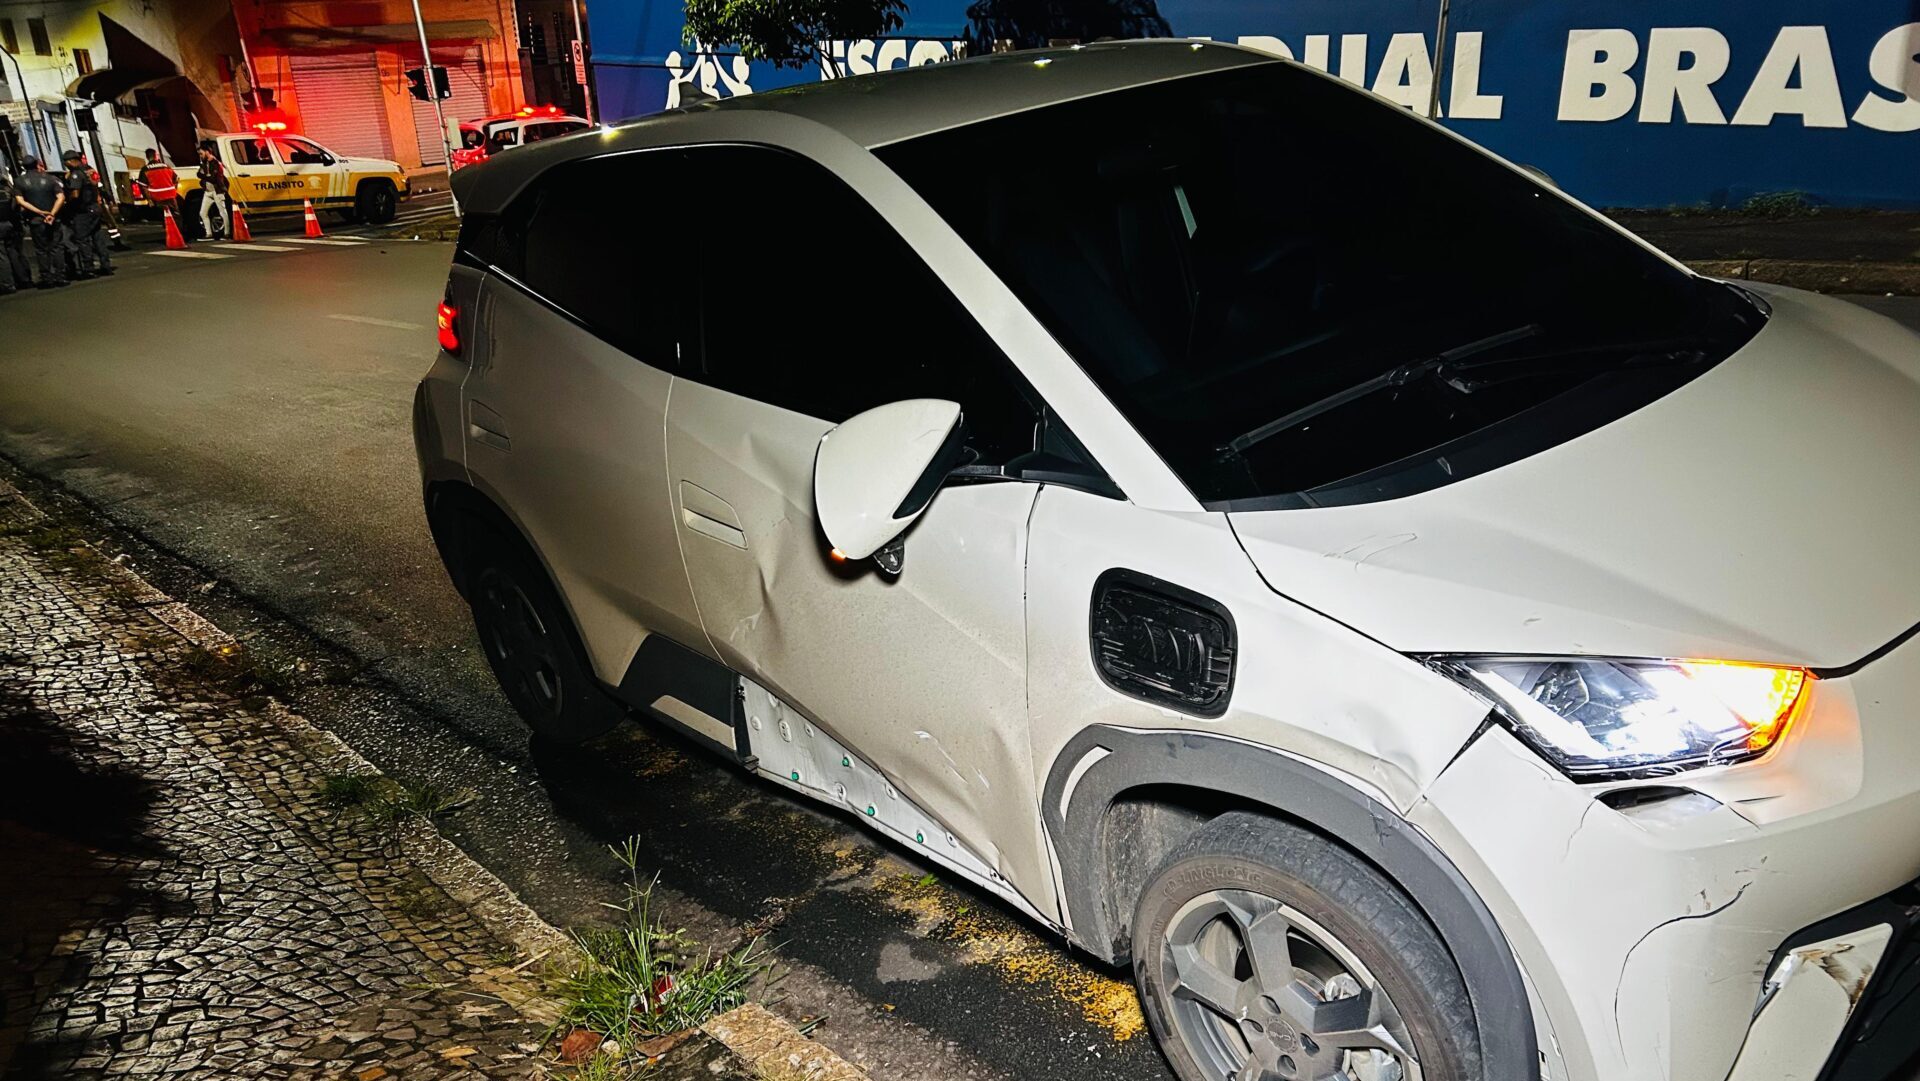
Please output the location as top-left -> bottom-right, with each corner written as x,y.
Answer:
61,149 -> 113,277
12,156 -> 67,288
0,170 -> 31,294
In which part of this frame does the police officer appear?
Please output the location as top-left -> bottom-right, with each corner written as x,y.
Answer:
0,170 -> 31,295
12,156 -> 67,288
61,149 -> 113,277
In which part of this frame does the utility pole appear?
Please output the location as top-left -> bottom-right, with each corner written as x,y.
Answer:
568,0 -> 592,123
408,0 -> 460,215
1426,0 -> 1451,120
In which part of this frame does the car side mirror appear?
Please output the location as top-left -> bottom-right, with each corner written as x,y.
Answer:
813,399 -> 966,575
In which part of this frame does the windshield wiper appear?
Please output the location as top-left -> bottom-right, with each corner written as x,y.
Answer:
1222,323 -> 1542,456
1432,337 -> 1712,392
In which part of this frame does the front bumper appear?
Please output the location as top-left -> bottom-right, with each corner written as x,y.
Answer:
1728,886 -> 1920,1081
1410,629 -> 1920,1081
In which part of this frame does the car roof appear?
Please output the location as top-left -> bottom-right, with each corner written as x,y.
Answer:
455,39 -> 1277,213
689,39 -> 1271,147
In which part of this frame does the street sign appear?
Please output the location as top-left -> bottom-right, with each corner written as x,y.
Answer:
571,40 -> 587,86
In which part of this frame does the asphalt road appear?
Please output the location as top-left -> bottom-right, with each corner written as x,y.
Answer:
0,238 -> 1168,1081
4,241 -> 1918,1080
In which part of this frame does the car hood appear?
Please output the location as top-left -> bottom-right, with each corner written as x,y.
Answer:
340,156 -> 402,173
1228,286 -> 1920,669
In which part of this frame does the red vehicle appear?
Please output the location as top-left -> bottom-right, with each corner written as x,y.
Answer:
450,105 -> 591,169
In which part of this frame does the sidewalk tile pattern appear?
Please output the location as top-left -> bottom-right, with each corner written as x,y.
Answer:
0,493 -> 552,1080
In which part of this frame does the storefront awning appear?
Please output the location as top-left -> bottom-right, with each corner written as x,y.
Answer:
68,65 -> 174,102
115,75 -> 189,106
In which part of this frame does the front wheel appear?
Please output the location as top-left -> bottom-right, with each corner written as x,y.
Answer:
355,180 -> 398,224
1132,813 -> 1481,1081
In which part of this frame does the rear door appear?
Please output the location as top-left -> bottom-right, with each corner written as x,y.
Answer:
459,148 -> 707,687
223,136 -> 283,209
663,144 -> 1058,903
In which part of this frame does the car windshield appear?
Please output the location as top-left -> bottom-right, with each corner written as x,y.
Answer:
877,63 -> 1764,507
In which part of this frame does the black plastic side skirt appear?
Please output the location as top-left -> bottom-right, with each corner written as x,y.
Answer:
611,635 -> 754,767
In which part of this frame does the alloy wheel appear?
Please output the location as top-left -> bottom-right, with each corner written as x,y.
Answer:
1158,889 -> 1422,1081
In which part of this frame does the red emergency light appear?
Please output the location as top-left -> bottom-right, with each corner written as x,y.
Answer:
516,105 -> 564,118
246,107 -> 293,133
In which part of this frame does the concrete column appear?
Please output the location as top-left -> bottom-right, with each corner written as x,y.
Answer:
375,47 -> 424,171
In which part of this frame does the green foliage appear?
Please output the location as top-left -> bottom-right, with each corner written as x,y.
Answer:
319,772 -> 471,825
319,771 -> 381,809
1739,191 -> 1818,219
681,0 -> 906,70
551,838 -> 771,1045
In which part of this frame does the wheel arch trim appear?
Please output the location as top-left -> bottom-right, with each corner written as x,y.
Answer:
1043,724 -> 1538,1077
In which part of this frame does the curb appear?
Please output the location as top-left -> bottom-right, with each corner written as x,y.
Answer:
0,472 -> 871,1081
1691,258 -> 1920,297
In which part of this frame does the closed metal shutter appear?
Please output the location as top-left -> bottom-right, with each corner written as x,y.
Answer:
410,47 -> 489,166
289,52 -> 395,162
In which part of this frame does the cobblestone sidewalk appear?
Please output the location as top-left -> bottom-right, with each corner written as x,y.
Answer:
0,483 -> 561,1080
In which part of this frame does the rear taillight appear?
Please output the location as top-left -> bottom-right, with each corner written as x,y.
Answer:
436,301 -> 460,353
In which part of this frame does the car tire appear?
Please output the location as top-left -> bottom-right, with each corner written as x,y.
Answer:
1132,812 -> 1481,1081
461,521 -> 624,744
355,180 -> 398,224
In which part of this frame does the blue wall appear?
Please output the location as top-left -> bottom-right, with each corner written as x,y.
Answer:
586,1 -> 1920,208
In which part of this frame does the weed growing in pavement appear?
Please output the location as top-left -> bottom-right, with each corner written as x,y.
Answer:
550,836 -> 771,1062
318,771 -> 473,826
366,778 -> 470,824
319,771 -> 381,808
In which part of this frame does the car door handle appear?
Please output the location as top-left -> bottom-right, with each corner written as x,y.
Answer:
468,400 -> 511,451
679,482 -> 746,549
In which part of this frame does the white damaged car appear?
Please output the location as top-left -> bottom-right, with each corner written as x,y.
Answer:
416,40 -> 1920,1081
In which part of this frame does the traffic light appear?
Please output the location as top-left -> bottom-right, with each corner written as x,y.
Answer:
405,65 -> 452,101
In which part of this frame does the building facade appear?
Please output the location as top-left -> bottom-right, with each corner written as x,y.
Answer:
238,0 -> 539,171
2,0 -> 238,196
4,0 -> 566,186
585,0 -> 1920,210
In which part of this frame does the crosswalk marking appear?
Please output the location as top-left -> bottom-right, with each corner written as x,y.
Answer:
214,243 -> 299,252
279,238 -> 366,246
148,250 -> 233,260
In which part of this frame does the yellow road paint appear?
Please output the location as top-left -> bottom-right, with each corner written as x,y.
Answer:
867,861 -> 1147,1042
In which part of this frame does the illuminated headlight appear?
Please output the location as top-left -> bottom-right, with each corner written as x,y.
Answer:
1430,656 -> 1811,779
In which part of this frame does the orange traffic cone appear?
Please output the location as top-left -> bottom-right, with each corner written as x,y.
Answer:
162,207 -> 187,249
302,198 -> 324,238
231,203 -> 252,242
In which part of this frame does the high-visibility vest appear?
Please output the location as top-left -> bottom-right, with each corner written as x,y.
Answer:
140,164 -> 178,200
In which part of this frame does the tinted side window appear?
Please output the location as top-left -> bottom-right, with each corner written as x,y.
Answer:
501,151 -> 689,370
687,146 -> 1038,463
230,139 -> 273,166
